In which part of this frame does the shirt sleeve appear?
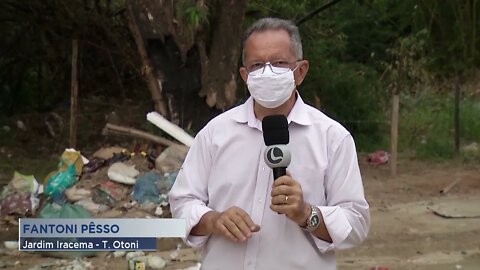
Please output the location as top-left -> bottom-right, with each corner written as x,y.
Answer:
311,134 -> 370,252
168,128 -> 213,248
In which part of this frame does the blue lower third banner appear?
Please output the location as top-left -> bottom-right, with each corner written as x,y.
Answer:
19,237 -> 157,251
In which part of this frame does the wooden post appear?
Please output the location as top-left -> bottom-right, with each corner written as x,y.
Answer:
454,78 -> 460,157
390,92 -> 399,177
70,40 -> 79,149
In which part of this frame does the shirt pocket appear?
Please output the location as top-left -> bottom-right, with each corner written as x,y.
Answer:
290,163 -> 326,206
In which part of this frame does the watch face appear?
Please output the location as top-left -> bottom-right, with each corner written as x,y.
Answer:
310,215 -> 319,227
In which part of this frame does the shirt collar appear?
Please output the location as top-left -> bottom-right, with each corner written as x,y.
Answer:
231,92 -> 312,129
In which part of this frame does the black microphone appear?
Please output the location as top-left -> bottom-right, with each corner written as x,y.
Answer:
262,115 -> 291,180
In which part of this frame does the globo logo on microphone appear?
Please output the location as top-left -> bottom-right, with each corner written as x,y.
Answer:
266,147 -> 284,164
264,145 -> 291,168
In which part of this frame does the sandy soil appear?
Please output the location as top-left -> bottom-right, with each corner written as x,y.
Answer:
0,159 -> 479,270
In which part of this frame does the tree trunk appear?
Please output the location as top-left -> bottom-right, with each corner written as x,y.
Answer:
199,0 -> 247,110
126,0 -> 168,118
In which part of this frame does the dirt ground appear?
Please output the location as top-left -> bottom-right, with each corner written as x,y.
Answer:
0,158 -> 479,270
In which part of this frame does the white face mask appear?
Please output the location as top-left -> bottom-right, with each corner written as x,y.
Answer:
247,65 -> 296,109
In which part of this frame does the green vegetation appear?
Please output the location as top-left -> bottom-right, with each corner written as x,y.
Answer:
0,0 -> 479,161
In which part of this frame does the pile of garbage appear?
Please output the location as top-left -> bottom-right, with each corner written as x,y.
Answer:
0,144 -> 189,221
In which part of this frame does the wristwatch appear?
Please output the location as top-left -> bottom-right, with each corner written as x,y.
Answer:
304,205 -> 320,232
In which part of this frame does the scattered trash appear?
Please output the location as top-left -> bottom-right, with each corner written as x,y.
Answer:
133,172 -> 162,203
65,186 -> 92,202
107,162 -> 139,185
128,258 -> 146,270
183,263 -> 201,270
133,172 -> 177,204
4,241 -> 18,250
109,151 -> 132,165
113,251 -> 126,258
91,181 -> 128,207
0,193 -> 37,216
75,198 -> 109,215
38,203 -> 91,219
0,171 -> 40,199
147,255 -> 166,269
58,257 -> 93,270
155,145 -> 189,173
126,251 -> 145,261
45,165 -> 78,198
147,112 -> 194,147
93,146 -> 126,160
44,149 -> 88,198
82,158 -> 106,174
154,206 -> 163,216
0,171 -> 41,216
0,143 -> 195,267
366,150 -> 389,165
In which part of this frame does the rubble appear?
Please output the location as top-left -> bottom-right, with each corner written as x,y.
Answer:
0,142 -> 190,268
107,162 -> 139,185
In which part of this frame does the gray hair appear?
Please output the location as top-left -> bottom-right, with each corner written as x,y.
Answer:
242,17 -> 303,65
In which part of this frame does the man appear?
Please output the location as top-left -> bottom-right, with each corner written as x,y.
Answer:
168,17 -> 370,269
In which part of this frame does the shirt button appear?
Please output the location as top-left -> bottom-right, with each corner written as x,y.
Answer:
258,199 -> 262,204
262,167 -> 265,171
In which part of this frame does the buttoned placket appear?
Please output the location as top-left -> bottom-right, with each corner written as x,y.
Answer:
243,145 -> 271,270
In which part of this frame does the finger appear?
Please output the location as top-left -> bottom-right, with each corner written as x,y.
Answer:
224,219 -> 248,242
272,175 -> 296,189
270,203 -> 290,214
237,211 -> 260,232
271,185 -> 294,197
217,223 -> 239,242
271,194 -> 287,205
232,215 -> 253,238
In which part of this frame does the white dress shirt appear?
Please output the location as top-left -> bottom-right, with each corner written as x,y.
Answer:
168,94 -> 370,270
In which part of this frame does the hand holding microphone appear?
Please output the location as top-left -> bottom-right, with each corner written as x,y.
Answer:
262,115 -> 310,225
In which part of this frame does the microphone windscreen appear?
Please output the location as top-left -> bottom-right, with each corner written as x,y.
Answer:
262,115 -> 289,146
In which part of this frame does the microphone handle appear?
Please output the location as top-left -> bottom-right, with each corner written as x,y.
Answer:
273,167 -> 287,180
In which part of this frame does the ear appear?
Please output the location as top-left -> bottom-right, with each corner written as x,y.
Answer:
239,67 -> 248,84
294,60 -> 309,86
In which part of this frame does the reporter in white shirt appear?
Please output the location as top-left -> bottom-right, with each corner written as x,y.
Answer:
169,17 -> 370,270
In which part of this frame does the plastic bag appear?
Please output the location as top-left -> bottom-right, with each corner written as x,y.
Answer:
44,164 -> 78,198
37,203 -> 95,258
38,202 -> 91,219
133,172 -> 177,204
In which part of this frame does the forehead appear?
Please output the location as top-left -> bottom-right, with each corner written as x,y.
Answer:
244,29 -> 293,62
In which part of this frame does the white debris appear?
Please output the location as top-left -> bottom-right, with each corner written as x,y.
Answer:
126,251 -> 145,261
75,198 -> 109,214
113,251 -> 126,258
108,163 -> 139,185
16,120 -> 26,131
65,186 -> 92,202
183,263 -> 202,270
154,206 -> 163,216
147,255 -> 166,269
3,241 -> 18,250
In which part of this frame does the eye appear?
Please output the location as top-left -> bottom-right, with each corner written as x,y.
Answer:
272,61 -> 290,68
248,62 -> 264,71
